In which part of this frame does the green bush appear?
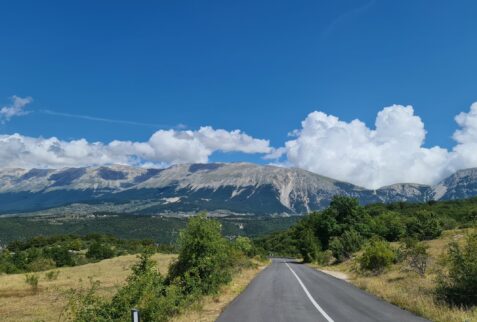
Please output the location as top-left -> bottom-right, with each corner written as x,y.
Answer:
48,246 -> 75,267
86,242 -> 115,260
358,238 -> 395,274
436,233 -> 477,307
373,212 -> 405,241
168,213 -> 234,295
234,236 -> 254,256
329,229 -> 363,262
406,211 -> 443,240
27,257 -> 56,272
25,273 -> 39,293
315,250 -> 333,265
45,270 -> 60,281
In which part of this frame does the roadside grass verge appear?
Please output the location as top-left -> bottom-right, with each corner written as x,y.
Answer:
171,259 -> 269,322
310,228 -> 477,322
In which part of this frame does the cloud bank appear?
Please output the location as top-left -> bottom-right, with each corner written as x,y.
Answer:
0,127 -> 272,169
2,94 -> 477,189
280,103 -> 477,189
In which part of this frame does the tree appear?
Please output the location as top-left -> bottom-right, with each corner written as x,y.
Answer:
168,213 -> 232,295
86,242 -> 115,260
373,212 -> 405,241
329,229 -> 363,262
233,236 -> 253,256
48,246 -> 75,266
295,224 -> 320,263
306,211 -> 339,249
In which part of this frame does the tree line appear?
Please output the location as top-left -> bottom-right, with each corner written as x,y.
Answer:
0,233 -> 175,274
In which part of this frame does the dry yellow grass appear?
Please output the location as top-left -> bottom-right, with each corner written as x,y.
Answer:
171,260 -> 269,322
312,228 -> 477,322
0,253 -> 176,322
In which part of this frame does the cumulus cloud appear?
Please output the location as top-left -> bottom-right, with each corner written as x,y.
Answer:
0,96 -> 33,123
450,103 -> 477,171
0,127 -> 272,169
276,103 -> 477,189
2,93 -> 477,189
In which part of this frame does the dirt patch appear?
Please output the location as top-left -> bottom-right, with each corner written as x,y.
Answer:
319,269 -> 349,281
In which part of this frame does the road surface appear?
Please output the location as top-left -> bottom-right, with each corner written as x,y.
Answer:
217,258 -> 429,322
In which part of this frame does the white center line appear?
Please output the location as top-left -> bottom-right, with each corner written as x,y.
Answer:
285,262 -> 335,322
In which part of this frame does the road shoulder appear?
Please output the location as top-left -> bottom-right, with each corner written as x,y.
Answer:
171,260 -> 269,322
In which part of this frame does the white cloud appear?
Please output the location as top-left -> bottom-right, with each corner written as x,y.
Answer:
450,102 -> 477,171
0,96 -> 33,123
2,93 -> 477,190
275,104 -> 477,189
0,127 -> 272,169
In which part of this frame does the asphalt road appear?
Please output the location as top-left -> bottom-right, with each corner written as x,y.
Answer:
217,258 -> 430,322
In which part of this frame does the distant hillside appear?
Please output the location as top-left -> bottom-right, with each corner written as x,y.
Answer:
1,163 -> 477,215
0,213 -> 299,244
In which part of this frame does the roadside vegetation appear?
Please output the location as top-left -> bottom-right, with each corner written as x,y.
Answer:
0,233 -> 174,274
0,253 -> 176,322
64,213 -> 263,322
0,213 -> 264,321
256,196 -> 477,322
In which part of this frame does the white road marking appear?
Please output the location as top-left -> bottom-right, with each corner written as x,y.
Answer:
285,262 -> 335,322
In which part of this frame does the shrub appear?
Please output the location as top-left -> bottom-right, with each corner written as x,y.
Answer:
406,211 -> 443,240
373,212 -> 405,241
64,279 -> 109,322
329,229 -> 363,262
436,233 -> 477,307
106,251 -> 169,321
86,242 -> 115,260
358,238 -> 395,274
233,236 -> 254,256
315,250 -> 333,265
399,238 -> 429,276
48,246 -> 75,267
25,273 -> 39,293
27,257 -> 56,272
45,270 -> 60,281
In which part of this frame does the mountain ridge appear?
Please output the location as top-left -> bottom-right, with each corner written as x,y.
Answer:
0,163 -> 476,215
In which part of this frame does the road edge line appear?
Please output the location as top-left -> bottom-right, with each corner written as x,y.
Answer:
285,262 -> 335,322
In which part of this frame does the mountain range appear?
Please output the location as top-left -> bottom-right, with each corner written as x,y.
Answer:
0,163 -> 476,215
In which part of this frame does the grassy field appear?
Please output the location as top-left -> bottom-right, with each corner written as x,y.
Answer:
0,253 -> 176,322
0,253 -> 267,322
313,228 -> 477,322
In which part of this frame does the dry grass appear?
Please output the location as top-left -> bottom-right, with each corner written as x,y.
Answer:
171,260 -> 269,322
0,253 -> 176,322
313,228 -> 477,322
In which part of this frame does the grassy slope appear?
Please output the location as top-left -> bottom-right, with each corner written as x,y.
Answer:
0,253 -> 267,322
0,253 -> 176,322
313,229 -> 477,322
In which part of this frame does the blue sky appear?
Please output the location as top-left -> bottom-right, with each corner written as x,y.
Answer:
1,1 -> 477,188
